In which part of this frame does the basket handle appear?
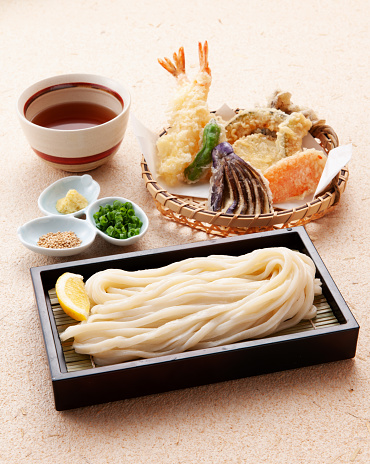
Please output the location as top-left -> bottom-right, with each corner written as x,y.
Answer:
310,123 -> 342,205
310,123 -> 339,151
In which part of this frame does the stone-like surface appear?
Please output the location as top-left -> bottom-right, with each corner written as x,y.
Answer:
1,1 -> 369,462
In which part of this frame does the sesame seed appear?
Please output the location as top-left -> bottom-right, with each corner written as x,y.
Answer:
37,231 -> 82,249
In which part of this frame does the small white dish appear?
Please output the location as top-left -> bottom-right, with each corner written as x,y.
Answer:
17,215 -> 97,257
38,174 -> 100,217
86,196 -> 149,246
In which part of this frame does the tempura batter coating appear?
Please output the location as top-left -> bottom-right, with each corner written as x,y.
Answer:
233,134 -> 282,173
225,108 -> 287,144
268,90 -> 325,126
156,42 -> 213,186
226,109 -> 312,160
264,149 -> 327,203
276,112 -> 312,157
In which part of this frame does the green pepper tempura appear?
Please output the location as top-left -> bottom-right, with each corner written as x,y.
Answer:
183,118 -> 221,183
93,200 -> 143,239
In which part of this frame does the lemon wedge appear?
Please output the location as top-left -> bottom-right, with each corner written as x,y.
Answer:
55,272 -> 90,321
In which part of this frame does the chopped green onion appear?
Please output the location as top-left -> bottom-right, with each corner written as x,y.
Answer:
93,200 -> 143,240
99,215 -> 108,227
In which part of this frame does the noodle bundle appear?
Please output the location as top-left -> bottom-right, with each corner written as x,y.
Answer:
60,247 -> 322,366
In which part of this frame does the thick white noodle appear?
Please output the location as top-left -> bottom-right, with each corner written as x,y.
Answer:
60,247 -> 322,366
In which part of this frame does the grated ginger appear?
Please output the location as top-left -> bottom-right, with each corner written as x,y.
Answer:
56,189 -> 89,214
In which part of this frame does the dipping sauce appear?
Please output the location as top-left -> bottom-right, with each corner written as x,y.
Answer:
31,101 -> 118,130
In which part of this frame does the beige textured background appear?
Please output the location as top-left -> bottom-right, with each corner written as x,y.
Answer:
1,0 -> 369,462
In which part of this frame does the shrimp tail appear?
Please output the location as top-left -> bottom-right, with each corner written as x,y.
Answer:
158,47 -> 186,78
198,41 -> 211,76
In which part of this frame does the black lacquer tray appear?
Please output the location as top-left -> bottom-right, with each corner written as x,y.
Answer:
30,227 -> 359,410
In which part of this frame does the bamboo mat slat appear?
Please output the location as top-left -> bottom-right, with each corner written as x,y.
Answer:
49,289 -> 94,371
48,290 -> 340,373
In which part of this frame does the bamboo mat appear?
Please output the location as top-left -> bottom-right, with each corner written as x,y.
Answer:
49,289 -> 94,372
48,290 -> 340,373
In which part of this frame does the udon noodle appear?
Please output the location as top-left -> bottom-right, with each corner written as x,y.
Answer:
60,247 -> 322,365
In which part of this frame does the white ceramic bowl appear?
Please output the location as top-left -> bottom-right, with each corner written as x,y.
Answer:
17,216 -> 97,257
38,174 -> 100,217
17,73 -> 131,172
86,196 -> 149,246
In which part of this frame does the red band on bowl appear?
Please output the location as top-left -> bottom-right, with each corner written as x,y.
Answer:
32,141 -> 122,165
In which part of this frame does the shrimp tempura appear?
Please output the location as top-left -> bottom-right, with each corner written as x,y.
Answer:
156,42 -> 213,186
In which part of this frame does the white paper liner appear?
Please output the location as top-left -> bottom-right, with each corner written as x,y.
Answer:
132,106 -> 351,209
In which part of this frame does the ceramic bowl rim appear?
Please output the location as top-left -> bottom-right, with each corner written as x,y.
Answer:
17,73 -> 131,134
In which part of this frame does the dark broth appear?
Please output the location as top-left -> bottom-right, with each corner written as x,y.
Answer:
31,101 -> 119,130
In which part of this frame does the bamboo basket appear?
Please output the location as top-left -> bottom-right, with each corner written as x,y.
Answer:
141,121 -> 348,237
